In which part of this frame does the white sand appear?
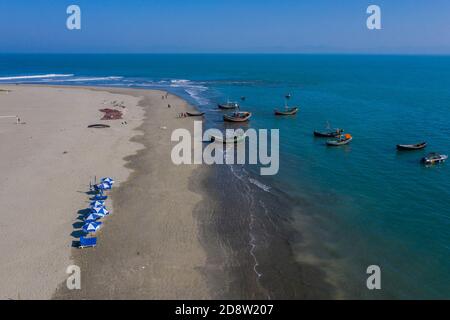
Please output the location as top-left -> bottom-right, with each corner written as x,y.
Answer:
0,85 -> 144,299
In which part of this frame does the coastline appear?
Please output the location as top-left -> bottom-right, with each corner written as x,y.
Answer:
53,86 -> 212,299
1,84 -> 336,300
0,85 -> 144,299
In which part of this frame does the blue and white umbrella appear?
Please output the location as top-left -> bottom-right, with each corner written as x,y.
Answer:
91,194 -> 107,201
90,200 -> 105,208
95,182 -> 111,191
101,177 -> 115,185
85,213 -> 101,222
90,206 -> 109,216
83,221 -> 102,233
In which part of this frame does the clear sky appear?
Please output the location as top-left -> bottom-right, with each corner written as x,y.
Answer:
1,0 -> 449,54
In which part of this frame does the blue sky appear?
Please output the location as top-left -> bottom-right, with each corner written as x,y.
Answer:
0,0 -> 449,53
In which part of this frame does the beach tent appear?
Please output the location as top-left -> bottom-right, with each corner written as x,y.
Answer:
83,221 -> 102,233
101,177 -> 115,185
90,200 -> 105,208
91,193 -> 107,201
85,213 -> 101,222
95,182 -> 112,191
90,206 -> 109,216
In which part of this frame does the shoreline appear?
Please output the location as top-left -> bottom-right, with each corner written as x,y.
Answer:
0,85 -> 145,299
52,86 -> 212,299
1,84 -> 336,299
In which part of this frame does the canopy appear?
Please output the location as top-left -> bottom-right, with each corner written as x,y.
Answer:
85,213 -> 101,222
101,177 -> 115,185
83,221 -> 102,233
90,206 -> 109,216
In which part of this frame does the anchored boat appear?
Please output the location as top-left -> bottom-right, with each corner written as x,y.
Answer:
314,129 -> 344,137
274,93 -> 299,116
186,112 -> 205,117
396,142 -> 427,151
274,107 -> 299,115
210,132 -> 246,144
326,134 -> 352,146
422,153 -> 448,165
218,101 -> 239,110
223,111 -> 252,122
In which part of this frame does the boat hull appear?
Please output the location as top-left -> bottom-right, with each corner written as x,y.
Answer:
218,103 -> 239,110
274,107 -> 299,115
396,142 -> 427,150
186,112 -> 205,117
314,130 -> 343,137
326,137 -> 352,146
210,134 -> 246,144
223,112 -> 252,122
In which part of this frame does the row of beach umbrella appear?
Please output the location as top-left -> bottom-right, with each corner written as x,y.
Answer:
82,177 -> 115,235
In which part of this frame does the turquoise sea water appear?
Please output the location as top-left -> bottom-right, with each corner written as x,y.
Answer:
1,54 -> 450,298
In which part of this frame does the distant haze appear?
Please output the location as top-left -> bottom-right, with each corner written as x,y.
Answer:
1,0 -> 449,54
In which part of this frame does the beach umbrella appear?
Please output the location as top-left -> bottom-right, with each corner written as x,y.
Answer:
95,182 -> 111,191
90,200 -> 105,208
91,194 -> 107,201
90,206 -> 109,216
83,221 -> 102,233
101,177 -> 115,185
84,213 -> 101,222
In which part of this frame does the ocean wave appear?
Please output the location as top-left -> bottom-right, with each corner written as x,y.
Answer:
0,74 -> 74,81
249,178 -> 271,192
169,79 -> 192,87
184,87 -> 209,106
50,76 -> 123,82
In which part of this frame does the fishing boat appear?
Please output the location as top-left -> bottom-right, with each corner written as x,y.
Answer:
274,107 -> 299,115
210,132 -> 246,144
314,129 -> 343,137
186,112 -> 205,117
396,142 -> 427,151
421,153 -> 448,165
218,101 -> 239,110
326,134 -> 352,146
88,124 -> 110,128
223,111 -> 252,122
274,93 -> 299,116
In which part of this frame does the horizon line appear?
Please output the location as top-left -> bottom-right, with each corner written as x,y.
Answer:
2,52 -> 450,56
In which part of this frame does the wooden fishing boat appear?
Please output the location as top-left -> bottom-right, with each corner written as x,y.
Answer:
223,111 -> 252,122
210,133 -> 246,144
396,142 -> 427,151
326,134 -> 352,146
218,101 -> 239,110
274,107 -> 299,115
314,129 -> 343,137
88,124 -> 110,128
422,153 -> 448,165
186,112 -> 205,117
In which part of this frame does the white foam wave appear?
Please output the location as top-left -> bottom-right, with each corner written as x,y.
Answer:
0,74 -> 74,81
184,87 -> 209,106
50,76 -> 123,82
249,178 -> 271,192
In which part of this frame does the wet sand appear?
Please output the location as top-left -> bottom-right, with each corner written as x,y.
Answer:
54,87 -> 211,299
0,85 -> 143,299
1,85 -> 335,300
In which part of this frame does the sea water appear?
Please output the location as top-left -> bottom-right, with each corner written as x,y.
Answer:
1,54 -> 450,298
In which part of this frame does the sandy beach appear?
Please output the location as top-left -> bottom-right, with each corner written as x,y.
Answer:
0,85 -> 209,299
1,84 -> 334,300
